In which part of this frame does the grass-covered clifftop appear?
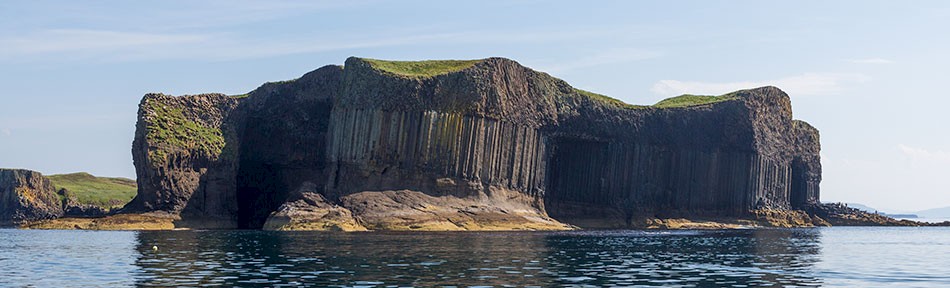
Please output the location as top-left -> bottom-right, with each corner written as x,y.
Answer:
573,88 -> 650,109
362,58 -> 482,77
574,88 -> 738,110
653,94 -> 739,108
357,57 -> 738,111
47,172 -> 136,208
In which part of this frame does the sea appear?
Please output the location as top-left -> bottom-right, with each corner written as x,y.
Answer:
1,227 -> 948,287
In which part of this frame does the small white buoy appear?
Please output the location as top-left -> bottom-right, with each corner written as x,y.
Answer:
152,245 -> 158,251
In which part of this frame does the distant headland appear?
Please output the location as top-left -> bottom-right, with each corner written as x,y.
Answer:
3,57 -> 943,230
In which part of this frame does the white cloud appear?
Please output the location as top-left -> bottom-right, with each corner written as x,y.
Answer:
899,144 -> 950,162
651,73 -> 870,97
849,58 -> 894,64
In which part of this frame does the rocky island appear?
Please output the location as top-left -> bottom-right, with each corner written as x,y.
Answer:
8,57 -> 933,231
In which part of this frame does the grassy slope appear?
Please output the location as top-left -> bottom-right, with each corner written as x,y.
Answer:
574,88 -> 650,109
576,88 -> 737,110
363,58 -> 482,77
653,94 -> 738,108
47,172 -> 137,208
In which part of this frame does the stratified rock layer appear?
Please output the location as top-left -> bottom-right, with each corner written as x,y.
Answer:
126,57 -> 822,230
0,169 -> 63,226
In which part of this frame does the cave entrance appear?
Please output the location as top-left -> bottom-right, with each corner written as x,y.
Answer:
544,137 -> 610,219
236,162 -> 288,229
790,158 -> 806,209
232,95 -> 332,229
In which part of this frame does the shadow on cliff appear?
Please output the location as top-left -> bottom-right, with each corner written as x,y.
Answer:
173,133 -> 242,229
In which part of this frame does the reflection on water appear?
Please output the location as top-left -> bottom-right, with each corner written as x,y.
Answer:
539,230 -> 821,287
129,229 -> 822,287
3,227 -> 950,287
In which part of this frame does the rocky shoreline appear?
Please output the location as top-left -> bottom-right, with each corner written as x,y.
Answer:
20,202 -> 947,231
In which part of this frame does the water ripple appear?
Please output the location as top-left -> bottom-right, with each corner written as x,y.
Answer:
2,227 -> 950,286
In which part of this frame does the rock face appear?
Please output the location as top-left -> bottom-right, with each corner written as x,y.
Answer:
126,93 -> 242,227
0,169 -> 63,226
127,57 -> 822,230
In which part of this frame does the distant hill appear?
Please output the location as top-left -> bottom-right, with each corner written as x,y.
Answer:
916,207 -> 950,219
47,172 -> 136,208
843,203 -> 918,218
840,203 -> 950,221
845,203 -> 879,213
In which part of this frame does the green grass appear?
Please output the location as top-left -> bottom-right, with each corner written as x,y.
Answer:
363,58 -> 482,77
48,172 -> 137,208
573,88 -> 650,109
574,88 -> 740,110
145,99 -> 226,164
653,94 -> 738,108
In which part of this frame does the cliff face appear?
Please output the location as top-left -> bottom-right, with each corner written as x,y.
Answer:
128,57 -> 821,230
0,169 -> 63,226
126,93 -> 242,227
544,87 -> 824,224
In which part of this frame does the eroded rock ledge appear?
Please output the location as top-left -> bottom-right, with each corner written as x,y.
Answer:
112,57 -> 830,230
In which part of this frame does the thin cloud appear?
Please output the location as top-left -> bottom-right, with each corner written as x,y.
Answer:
899,144 -> 950,162
819,151 -> 831,165
0,109 -> 128,131
0,29 -> 207,55
849,58 -> 894,64
0,26 -> 649,63
651,73 -> 870,97
10,1 -> 369,32
0,29 -> 443,62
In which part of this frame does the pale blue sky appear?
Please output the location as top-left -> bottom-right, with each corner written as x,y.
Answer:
1,1 -> 948,212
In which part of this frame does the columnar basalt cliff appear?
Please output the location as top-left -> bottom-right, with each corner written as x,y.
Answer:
123,57 -> 823,230
0,169 -> 63,226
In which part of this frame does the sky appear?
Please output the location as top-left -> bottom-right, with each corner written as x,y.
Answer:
1,0 -> 948,212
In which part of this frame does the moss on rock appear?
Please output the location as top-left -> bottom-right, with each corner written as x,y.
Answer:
144,98 -> 225,165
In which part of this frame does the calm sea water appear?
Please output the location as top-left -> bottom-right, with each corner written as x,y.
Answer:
1,227 -> 948,287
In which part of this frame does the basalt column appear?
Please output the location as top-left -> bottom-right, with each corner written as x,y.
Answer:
789,120 -> 822,209
544,140 -> 768,221
325,109 -> 547,203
